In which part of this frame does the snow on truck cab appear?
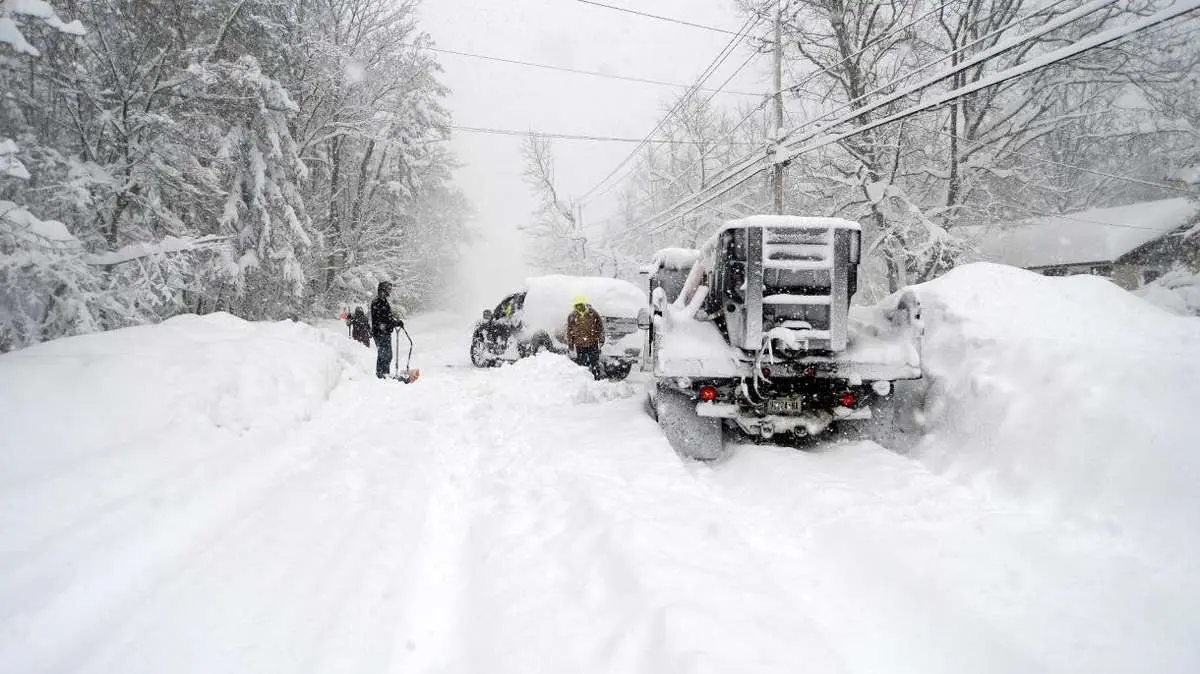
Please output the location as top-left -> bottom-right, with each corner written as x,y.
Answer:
640,215 -> 923,461
471,275 -> 646,380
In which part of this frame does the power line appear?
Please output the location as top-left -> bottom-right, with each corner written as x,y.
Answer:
427,46 -> 761,96
585,41 -> 769,207
645,161 -> 770,235
597,0 -> 971,230
779,1 -> 1200,161
644,0 -> 1123,226
450,125 -> 756,145
781,0 -> 1047,101
580,3 -> 775,204
779,0 -> 1077,143
574,0 -> 745,36
905,120 -> 1193,196
634,1 -> 1200,233
777,0 -> 1119,156
771,74 -> 1182,197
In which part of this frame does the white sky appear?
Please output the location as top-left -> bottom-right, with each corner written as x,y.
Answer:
419,0 -> 769,308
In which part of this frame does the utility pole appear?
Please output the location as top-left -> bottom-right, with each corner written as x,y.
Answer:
771,3 -> 786,215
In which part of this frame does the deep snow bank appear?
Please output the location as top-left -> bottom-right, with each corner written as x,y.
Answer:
0,313 -> 364,481
900,263 -> 1200,551
1136,269 -> 1200,317
485,351 -> 642,405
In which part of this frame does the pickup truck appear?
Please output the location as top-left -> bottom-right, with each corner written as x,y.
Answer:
640,216 -> 922,460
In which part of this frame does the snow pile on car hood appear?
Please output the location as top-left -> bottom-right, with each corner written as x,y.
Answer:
522,274 -> 645,336
898,262 -> 1200,553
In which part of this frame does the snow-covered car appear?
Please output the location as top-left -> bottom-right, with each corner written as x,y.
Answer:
470,275 -> 647,379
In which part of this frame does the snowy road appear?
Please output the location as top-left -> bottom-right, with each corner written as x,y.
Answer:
2,312 -> 1198,673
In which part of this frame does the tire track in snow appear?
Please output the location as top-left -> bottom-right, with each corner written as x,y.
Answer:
58,380 -> 441,674
0,366 -> 433,674
386,375 -> 505,674
414,364 -> 850,673
0,436 -> 324,673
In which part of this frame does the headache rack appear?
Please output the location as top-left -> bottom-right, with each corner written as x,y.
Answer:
701,216 -> 861,353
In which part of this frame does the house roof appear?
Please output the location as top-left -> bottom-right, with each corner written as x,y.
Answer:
961,198 -> 1199,269
1171,165 -> 1200,186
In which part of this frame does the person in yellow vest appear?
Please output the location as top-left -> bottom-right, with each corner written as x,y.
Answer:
566,296 -> 605,379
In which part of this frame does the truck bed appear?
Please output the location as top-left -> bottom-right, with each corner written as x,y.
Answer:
654,306 -> 920,381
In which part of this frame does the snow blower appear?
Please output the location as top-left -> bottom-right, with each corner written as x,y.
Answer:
392,326 -> 421,383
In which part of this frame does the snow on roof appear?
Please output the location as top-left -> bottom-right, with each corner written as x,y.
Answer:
651,247 -> 700,272
962,198 -> 1199,269
721,214 -> 862,233
1171,165 -> 1200,185
697,215 -> 862,256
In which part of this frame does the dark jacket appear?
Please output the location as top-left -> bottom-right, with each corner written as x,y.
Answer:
371,296 -> 403,337
566,305 -> 605,350
349,309 -> 371,345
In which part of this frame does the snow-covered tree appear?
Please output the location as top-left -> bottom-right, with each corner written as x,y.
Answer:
521,133 -> 591,274
0,0 -> 109,351
0,0 -> 468,347
601,0 -> 1198,296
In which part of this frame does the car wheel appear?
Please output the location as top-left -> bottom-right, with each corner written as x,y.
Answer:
606,361 -> 633,381
529,332 -> 554,356
470,331 -> 497,368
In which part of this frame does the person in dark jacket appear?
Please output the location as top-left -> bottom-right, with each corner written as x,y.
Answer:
347,307 -> 371,347
566,296 -> 605,380
371,281 -> 405,378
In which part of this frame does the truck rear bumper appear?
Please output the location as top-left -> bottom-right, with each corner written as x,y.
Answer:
697,402 -> 871,438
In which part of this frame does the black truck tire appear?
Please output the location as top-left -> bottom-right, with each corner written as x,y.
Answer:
837,392 -> 906,449
656,387 -> 727,462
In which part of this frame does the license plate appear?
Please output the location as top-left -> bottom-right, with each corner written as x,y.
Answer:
766,397 -> 803,414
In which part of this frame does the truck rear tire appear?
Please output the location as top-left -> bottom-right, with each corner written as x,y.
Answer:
656,388 -> 727,462
837,395 -> 901,447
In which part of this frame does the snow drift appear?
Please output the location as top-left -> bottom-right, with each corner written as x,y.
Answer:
3,310 -> 1199,673
899,263 -> 1200,553
0,313 -> 379,673
0,313 -> 362,483
1136,268 -> 1200,317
